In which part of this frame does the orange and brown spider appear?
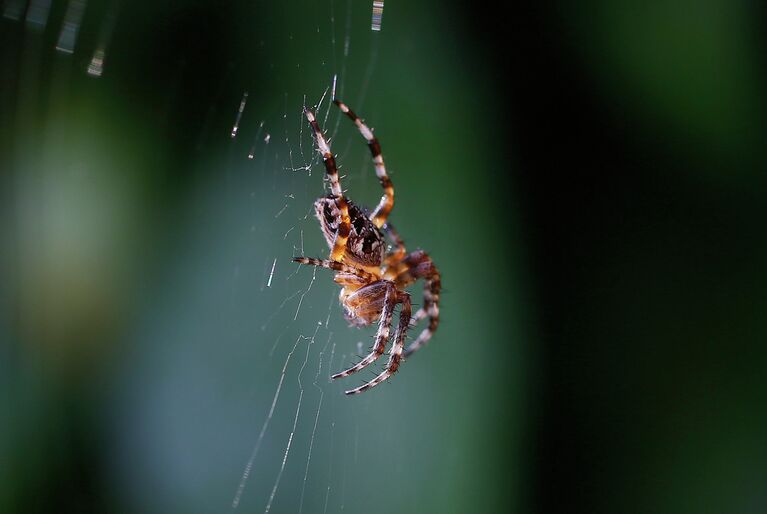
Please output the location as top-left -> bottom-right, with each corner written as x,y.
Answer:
293,100 -> 441,395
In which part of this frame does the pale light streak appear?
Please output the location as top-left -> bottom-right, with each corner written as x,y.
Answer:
231,91 -> 249,138
56,0 -> 87,54
25,0 -> 52,29
371,1 -> 384,31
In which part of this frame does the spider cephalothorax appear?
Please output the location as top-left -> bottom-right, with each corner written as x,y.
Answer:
314,197 -> 385,267
293,100 -> 441,395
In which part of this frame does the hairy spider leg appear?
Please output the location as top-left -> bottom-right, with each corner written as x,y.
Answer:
379,225 -> 441,359
333,99 -> 394,228
381,222 -> 407,267
331,282 -> 396,380
292,257 -> 377,281
305,107 -> 351,262
392,250 -> 441,358
345,291 -> 411,395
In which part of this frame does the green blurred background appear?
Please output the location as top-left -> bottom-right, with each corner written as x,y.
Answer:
1,1 -> 766,513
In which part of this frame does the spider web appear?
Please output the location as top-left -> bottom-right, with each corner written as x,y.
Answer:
98,1 -> 523,513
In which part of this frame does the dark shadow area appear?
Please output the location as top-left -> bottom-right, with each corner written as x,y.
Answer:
466,2 -> 767,513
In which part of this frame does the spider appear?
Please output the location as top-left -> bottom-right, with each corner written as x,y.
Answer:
293,99 -> 441,395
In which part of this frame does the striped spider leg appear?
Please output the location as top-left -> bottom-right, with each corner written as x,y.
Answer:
333,99 -> 394,228
304,107 -> 350,262
395,250 -> 441,358
381,225 -> 441,358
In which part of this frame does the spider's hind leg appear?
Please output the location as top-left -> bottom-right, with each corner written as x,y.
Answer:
331,281 -> 396,380
394,250 -> 441,359
292,257 -> 376,282
345,290 -> 412,395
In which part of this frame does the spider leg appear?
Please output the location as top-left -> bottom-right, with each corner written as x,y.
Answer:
305,107 -> 351,262
381,222 -> 407,267
292,257 -> 376,282
333,99 -> 394,228
345,291 -> 411,395
331,283 -> 396,380
408,308 -> 428,327
380,234 -> 429,327
393,250 -> 441,359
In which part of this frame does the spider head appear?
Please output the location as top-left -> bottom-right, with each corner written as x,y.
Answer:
314,197 -> 385,267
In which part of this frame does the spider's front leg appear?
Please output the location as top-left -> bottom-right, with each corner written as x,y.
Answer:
304,107 -> 351,261
334,99 -> 394,228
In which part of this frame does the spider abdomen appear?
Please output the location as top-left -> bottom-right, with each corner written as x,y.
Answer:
340,280 -> 391,327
